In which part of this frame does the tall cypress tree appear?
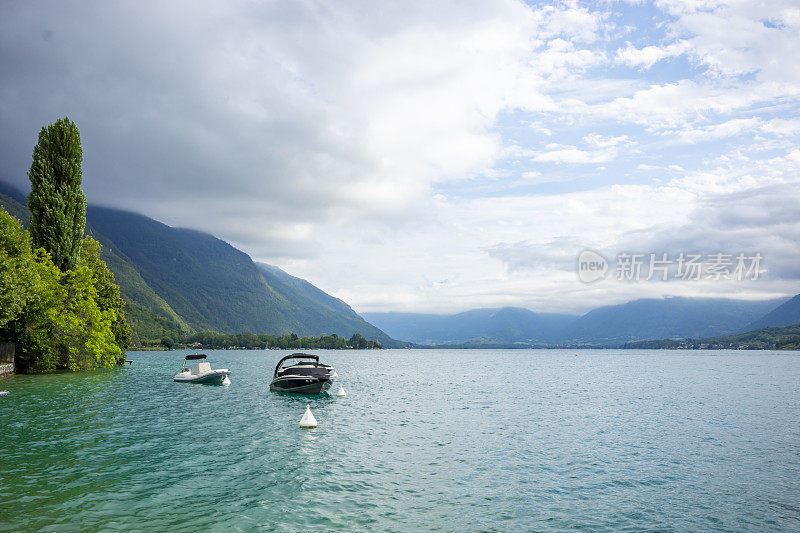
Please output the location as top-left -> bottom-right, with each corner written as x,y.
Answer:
27,117 -> 87,272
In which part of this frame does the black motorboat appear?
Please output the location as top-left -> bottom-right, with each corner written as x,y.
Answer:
269,353 -> 333,394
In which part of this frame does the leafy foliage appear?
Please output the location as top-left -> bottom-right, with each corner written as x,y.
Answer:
1,245 -> 122,372
347,333 -> 381,349
776,335 -> 800,350
54,264 -> 121,370
27,117 -> 87,272
0,209 -> 35,328
79,237 -> 131,360
4,250 -> 62,373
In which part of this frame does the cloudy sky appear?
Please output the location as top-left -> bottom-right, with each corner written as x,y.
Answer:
2,0 -> 799,314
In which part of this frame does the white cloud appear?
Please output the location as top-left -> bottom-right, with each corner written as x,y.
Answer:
537,38 -> 607,78
589,80 -> 791,130
531,134 -> 633,164
657,0 -> 800,79
665,117 -> 761,143
615,41 -> 689,69
761,118 -> 800,136
532,147 -> 615,164
582,133 -> 631,148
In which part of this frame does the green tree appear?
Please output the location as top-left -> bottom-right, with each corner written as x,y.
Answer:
27,117 -> 87,272
2,248 -> 121,373
79,236 -> 131,359
349,333 -> 367,349
3,249 -> 65,373
55,265 -> 121,370
0,209 -> 35,328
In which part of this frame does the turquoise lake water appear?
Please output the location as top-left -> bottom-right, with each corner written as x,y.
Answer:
1,349 -> 799,531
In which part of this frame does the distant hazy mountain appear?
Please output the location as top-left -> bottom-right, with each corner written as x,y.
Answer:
362,307 -> 578,345
561,297 -> 784,343
0,181 -> 394,345
745,294 -> 800,331
365,297 -> 787,345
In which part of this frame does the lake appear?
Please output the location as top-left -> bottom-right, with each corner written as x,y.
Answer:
1,349 -> 799,531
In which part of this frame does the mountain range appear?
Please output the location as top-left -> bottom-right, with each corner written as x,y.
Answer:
361,308 -> 576,346
0,181 -> 395,346
3,180 -> 797,348
561,297 -> 783,344
364,296 -> 792,346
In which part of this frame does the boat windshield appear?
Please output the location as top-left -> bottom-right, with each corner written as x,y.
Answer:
274,354 -> 319,377
181,354 -> 207,371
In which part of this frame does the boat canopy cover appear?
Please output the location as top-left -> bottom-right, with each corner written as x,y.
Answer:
274,353 -> 319,377
185,354 -> 208,360
290,353 -> 319,359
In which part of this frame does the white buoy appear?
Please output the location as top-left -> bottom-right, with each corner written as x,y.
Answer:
222,375 -> 231,386
299,404 -> 317,428
336,384 -> 346,397
331,370 -> 339,379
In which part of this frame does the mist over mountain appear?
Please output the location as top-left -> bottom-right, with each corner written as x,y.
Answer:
3,180 -> 795,348
0,181 -> 395,345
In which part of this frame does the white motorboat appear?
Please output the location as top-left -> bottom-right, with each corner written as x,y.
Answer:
173,354 -> 231,385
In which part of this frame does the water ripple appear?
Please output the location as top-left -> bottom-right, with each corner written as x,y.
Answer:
1,349 -> 799,531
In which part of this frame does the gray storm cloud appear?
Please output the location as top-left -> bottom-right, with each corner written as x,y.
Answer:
2,0 -> 799,313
